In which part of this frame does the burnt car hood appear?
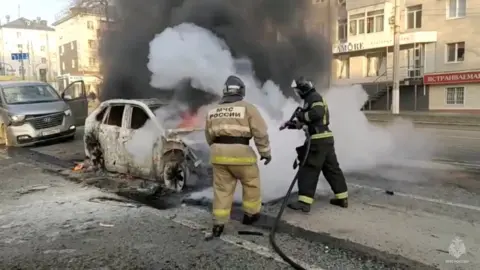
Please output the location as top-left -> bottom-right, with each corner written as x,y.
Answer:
5,100 -> 69,115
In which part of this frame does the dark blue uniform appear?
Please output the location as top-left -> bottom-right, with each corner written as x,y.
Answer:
289,91 -> 348,211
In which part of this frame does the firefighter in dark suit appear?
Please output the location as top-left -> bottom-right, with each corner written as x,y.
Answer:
286,77 -> 348,213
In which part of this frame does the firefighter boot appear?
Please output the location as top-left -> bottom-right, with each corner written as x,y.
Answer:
205,224 -> 224,241
242,213 -> 260,225
287,201 -> 311,213
330,198 -> 348,208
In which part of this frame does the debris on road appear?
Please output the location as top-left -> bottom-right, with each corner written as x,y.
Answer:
99,223 -> 114,228
73,163 -> 84,171
385,190 -> 394,195
17,185 -> 50,195
237,231 -> 264,236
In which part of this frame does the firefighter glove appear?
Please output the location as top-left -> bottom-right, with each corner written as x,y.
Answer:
294,109 -> 306,122
288,120 -> 304,130
260,155 -> 272,165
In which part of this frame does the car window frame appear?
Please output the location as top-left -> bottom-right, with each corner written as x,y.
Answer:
125,104 -> 154,130
101,104 -> 127,127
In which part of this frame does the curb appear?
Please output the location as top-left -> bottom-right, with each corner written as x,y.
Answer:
367,118 -> 480,127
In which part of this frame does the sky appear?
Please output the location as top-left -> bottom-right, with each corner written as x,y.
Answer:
0,0 -> 69,26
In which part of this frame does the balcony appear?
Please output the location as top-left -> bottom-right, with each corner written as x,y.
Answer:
334,65 -> 424,86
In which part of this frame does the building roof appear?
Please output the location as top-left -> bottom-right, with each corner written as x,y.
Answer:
0,17 -> 55,31
52,7 -> 106,26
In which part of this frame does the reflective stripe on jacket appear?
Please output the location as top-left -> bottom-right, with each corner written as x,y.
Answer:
302,92 -> 333,139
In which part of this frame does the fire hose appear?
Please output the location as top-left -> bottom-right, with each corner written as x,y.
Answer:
269,108 -> 310,270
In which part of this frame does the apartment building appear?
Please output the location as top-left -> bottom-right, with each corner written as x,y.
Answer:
52,6 -> 106,94
0,17 -> 58,81
332,0 -> 479,112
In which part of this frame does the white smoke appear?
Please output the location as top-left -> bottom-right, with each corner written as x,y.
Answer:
128,23 -> 433,201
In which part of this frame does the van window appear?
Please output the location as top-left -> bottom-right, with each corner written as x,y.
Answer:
104,105 -> 125,127
2,84 -> 60,104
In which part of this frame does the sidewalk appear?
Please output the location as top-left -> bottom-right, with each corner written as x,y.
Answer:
262,184 -> 480,270
364,111 -> 480,127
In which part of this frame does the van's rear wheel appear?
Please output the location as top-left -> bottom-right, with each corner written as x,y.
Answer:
0,124 -> 8,146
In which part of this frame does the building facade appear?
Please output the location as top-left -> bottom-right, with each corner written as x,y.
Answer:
331,0 -> 479,112
52,7 -> 106,94
0,17 -> 58,82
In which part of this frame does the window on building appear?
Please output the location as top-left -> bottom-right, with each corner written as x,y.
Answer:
87,20 -> 94,29
446,42 -> 465,62
366,52 -> 386,77
40,45 -> 46,51
89,57 -> 97,66
349,13 -> 365,36
16,32 -> 21,38
337,19 -> 347,41
366,10 -> 384,33
41,57 -> 47,64
407,45 -> 423,78
70,42 -> 74,50
88,40 -> 97,49
62,62 -> 65,70
407,5 -> 422,29
445,87 -> 464,105
448,0 -> 466,19
72,59 -> 76,68
60,45 -> 64,54
336,55 -> 350,79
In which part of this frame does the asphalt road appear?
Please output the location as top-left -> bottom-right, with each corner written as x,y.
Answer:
0,149 -> 400,270
1,122 -> 479,269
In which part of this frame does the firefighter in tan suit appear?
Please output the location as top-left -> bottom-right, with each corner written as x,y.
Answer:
205,75 -> 272,238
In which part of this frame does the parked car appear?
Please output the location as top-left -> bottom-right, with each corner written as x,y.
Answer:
84,98 -> 207,192
0,80 -> 88,146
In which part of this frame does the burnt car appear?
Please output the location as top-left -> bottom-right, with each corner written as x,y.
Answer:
84,98 -> 208,192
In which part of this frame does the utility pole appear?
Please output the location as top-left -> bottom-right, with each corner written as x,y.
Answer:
391,0 -> 401,114
19,49 -> 25,80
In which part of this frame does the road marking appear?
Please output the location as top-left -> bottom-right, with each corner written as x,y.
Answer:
437,135 -> 480,140
433,158 -> 480,168
172,216 -> 324,270
350,183 -> 480,212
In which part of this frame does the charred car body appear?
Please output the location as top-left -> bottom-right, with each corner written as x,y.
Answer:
84,98 -> 208,192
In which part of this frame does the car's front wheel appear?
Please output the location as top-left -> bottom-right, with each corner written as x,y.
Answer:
64,134 -> 75,142
163,162 -> 189,192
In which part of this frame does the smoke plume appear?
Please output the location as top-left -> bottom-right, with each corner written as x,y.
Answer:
100,0 -> 435,201
99,0 -> 330,103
